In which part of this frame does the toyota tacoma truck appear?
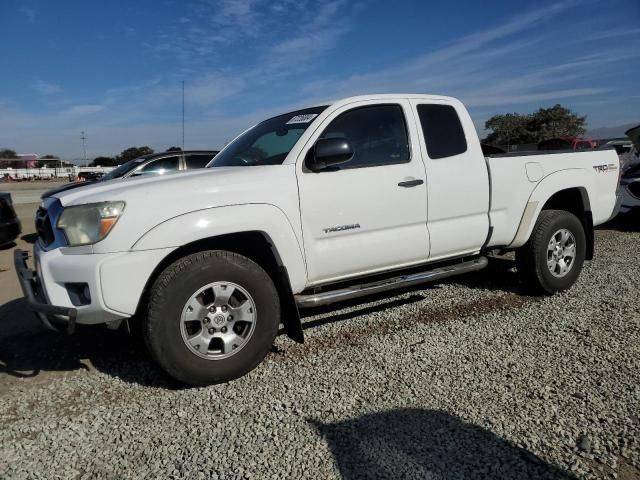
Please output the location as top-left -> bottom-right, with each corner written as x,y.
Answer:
15,94 -> 621,385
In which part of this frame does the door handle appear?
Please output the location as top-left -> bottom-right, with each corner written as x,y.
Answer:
398,178 -> 424,188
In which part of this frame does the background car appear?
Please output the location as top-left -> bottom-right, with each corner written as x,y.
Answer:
599,139 -> 633,155
0,192 -> 21,247
537,137 -> 596,151
78,171 -> 105,181
42,150 -> 219,199
619,125 -> 640,213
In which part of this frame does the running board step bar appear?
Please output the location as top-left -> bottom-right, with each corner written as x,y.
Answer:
295,256 -> 488,308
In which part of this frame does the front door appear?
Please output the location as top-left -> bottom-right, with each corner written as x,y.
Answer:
296,100 -> 429,285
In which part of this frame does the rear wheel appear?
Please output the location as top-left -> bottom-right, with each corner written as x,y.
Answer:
515,209 -> 586,294
144,250 -> 280,386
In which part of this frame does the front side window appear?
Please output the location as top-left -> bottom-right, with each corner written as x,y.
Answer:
133,156 -> 180,176
211,107 -> 327,167
417,104 -> 467,159
318,104 -> 410,169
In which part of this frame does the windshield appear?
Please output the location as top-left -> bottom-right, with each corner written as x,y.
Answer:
101,158 -> 147,180
210,106 -> 327,167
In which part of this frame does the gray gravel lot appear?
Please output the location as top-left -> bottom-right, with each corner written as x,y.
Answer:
0,200 -> 638,479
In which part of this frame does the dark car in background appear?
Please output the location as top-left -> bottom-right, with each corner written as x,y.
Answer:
0,192 -> 21,247
78,171 -> 105,181
42,150 -> 219,199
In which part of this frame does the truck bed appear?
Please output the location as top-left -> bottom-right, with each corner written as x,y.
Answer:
486,147 -> 617,158
485,149 -> 620,249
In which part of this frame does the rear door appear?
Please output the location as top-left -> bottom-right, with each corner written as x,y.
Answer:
296,100 -> 429,284
410,100 -> 490,259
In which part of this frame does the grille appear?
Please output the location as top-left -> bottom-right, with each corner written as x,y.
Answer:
628,182 -> 640,199
35,207 -> 55,247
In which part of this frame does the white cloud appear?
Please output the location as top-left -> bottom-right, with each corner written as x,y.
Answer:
20,7 -> 37,24
33,80 -> 62,95
295,1 -> 629,113
266,0 -> 348,67
3,0 -> 639,157
584,27 -> 640,42
61,104 -> 106,117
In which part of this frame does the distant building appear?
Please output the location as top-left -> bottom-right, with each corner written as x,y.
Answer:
0,154 -> 41,169
17,154 -> 39,168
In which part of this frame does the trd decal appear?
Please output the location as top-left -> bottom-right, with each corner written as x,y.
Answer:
593,164 -> 618,173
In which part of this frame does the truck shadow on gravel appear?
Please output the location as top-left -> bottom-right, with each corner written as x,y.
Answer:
295,256 -> 527,332
597,210 -> 640,233
313,408 -> 575,480
0,257 -> 527,388
0,298 -> 176,389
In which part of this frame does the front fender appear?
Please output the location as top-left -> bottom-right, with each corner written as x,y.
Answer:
509,169 -> 593,248
131,203 -> 308,292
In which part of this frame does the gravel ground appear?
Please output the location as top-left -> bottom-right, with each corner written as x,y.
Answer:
0,212 -> 639,479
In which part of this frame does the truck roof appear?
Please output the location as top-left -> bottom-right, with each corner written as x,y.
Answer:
329,93 -> 459,106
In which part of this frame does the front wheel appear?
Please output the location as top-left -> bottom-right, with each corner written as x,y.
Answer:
515,209 -> 586,295
144,250 -> 281,386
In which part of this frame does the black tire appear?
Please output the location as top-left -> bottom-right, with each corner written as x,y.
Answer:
143,250 -> 280,386
515,209 -> 586,295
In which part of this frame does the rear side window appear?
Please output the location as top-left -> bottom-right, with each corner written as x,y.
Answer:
319,104 -> 410,169
185,154 -> 216,169
417,104 -> 467,159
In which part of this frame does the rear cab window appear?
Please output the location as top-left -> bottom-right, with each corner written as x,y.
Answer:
416,104 -> 467,159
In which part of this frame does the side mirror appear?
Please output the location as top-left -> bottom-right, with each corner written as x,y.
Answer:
308,137 -> 354,171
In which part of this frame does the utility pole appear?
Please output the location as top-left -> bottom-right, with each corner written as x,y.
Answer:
81,131 -> 87,165
181,80 -> 185,151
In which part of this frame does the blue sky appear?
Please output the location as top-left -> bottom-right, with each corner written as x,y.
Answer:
1,0 -> 639,159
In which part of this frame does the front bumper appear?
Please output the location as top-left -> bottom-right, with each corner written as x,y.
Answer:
14,242 -> 174,332
14,249 -> 78,333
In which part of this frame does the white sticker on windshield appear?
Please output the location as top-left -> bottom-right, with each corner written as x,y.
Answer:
286,114 -> 318,125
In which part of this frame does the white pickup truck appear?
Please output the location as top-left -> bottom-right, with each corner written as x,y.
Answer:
15,94 -> 621,385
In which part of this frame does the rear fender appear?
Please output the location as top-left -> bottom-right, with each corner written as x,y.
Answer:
509,169 -> 593,249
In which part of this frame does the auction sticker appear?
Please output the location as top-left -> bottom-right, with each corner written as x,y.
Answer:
286,114 -> 318,125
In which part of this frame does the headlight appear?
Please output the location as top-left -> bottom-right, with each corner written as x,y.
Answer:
57,201 -> 125,246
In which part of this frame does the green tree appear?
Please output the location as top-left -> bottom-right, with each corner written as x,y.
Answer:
484,104 -> 588,147
166,146 -> 182,152
117,146 -> 154,162
0,149 -> 17,158
528,104 -> 587,140
483,113 -> 535,147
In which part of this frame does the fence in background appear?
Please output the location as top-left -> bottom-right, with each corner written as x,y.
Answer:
0,165 -> 115,180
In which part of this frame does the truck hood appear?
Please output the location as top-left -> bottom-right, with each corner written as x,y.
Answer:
54,165 -> 299,252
